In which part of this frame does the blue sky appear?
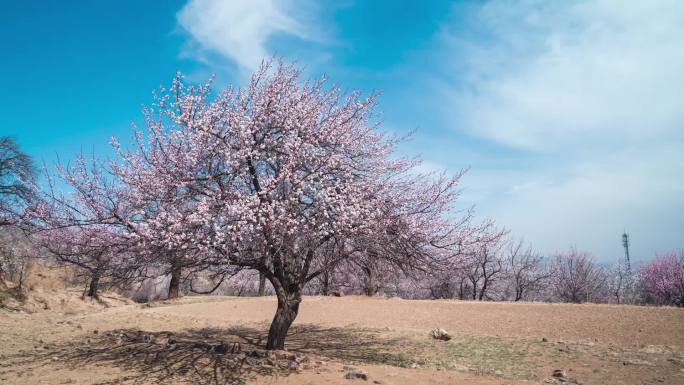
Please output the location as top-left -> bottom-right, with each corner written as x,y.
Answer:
2,0 -> 682,263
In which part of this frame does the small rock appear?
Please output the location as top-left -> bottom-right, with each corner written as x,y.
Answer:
344,369 -> 368,380
212,343 -> 229,355
247,350 -> 266,358
542,337 -> 548,342
92,330 -> 99,335
294,353 -> 309,363
431,328 -> 451,341
333,289 -> 345,297
552,369 -> 566,378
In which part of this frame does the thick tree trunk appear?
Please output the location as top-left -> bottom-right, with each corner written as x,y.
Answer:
168,264 -> 182,299
321,271 -> 330,296
87,270 -> 101,298
258,273 -> 267,296
479,279 -> 488,300
514,289 -> 523,302
266,288 -> 301,350
362,266 -> 377,296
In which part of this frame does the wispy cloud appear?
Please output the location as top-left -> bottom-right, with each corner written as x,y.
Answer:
430,0 -> 684,260
177,0 -> 321,72
443,0 -> 684,150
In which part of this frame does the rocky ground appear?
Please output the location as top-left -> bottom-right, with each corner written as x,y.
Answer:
1,284 -> 683,384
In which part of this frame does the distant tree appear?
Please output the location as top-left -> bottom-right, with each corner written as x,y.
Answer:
606,259 -> 635,304
0,137 -> 35,226
462,231 -> 507,300
550,247 -> 606,303
0,227 -> 35,290
504,239 -> 549,301
27,155 -> 137,298
422,226 -> 505,301
637,250 -> 684,307
307,241 -> 345,296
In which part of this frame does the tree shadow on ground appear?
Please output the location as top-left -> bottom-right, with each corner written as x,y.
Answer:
3,324 -> 409,385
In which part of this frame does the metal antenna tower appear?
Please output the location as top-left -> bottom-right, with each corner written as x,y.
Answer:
622,232 -> 631,272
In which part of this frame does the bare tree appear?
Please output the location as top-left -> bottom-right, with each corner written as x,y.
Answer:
462,233 -> 506,300
606,259 -> 636,304
505,239 -> 549,301
550,247 -> 606,303
0,137 -> 35,227
0,226 -> 35,290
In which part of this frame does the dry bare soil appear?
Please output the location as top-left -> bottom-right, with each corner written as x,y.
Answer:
1,293 -> 683,385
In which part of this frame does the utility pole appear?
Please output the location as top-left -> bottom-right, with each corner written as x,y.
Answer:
622,232 -> 631,272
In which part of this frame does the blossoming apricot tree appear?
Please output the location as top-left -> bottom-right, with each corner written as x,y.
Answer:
637,250 -> 684,307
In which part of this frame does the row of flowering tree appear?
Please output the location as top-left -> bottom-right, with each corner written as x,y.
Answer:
26,61 -> 488,349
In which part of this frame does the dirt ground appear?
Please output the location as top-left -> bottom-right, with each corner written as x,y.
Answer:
1,294 -> 683,385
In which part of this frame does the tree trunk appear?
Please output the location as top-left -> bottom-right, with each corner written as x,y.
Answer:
266,287 -> 301,350
168,263 -> 182,299
479,278 -> 488,300
258,273 -> 267,296
514,287 -> 523,301
258,255 -> 268,296
87,270 -> 101,298
321,271 -> 330,296
362,266 -> 377,296
0,266 -> 7,290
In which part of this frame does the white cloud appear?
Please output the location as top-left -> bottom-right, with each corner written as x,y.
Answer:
444,0 -> 684,150
432,0 -> 684,261
177,0 -> 317,72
